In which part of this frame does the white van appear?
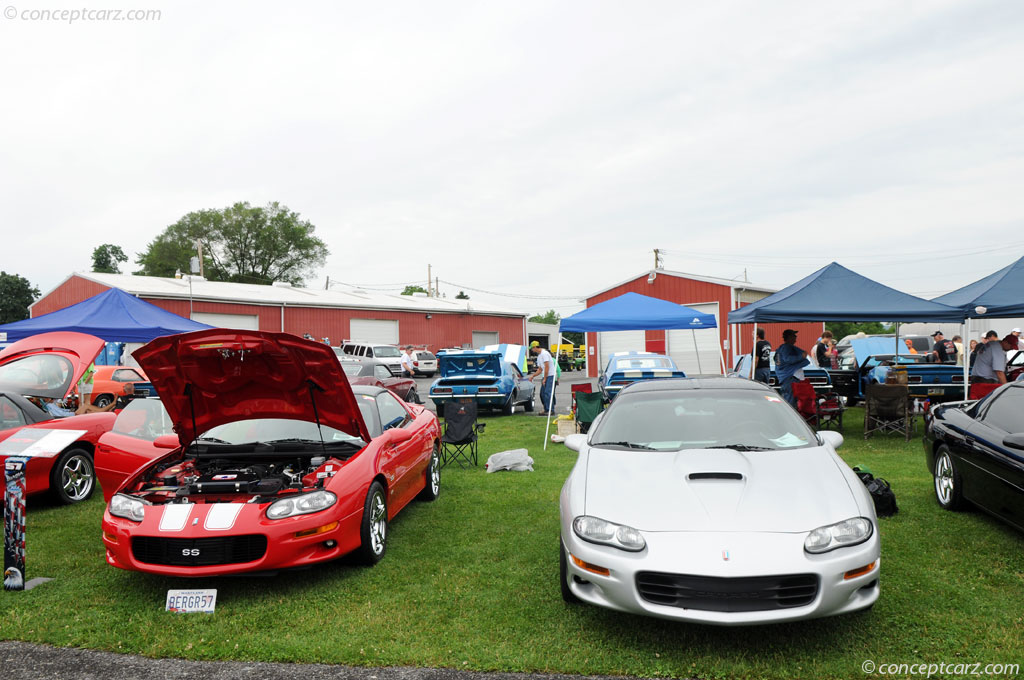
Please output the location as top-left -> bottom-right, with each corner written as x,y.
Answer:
340,341 -> 404,375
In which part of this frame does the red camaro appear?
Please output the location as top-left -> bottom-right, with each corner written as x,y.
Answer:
0,332 -> 116,504
99,329 -> 441,576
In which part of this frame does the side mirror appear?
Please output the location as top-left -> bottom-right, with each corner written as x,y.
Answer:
564,434 -> 587,452
817,430 -> 844,449
153,434 -> 179,449
1002,434 -> 1024,450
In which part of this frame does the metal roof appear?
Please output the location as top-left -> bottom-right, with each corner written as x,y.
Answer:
50,272 -> 527,318
585,269 -> 777,300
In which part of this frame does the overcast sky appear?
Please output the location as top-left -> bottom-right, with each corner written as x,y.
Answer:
2,0 -> 1023,316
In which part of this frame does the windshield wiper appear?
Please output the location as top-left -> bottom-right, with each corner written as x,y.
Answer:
705,444 -> 773,451
594,441 -> 658,450
195,436 -> 230,444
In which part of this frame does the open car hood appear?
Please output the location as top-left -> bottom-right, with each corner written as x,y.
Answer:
439,352 -> 503,378
133,330 -> 371,446
0,331 -> 105,399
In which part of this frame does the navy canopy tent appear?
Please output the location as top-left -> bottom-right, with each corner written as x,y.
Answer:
0,287 -> 212,343
727,262 -> 963,324
932,255 -> 1024,318
560,292 -> 717,332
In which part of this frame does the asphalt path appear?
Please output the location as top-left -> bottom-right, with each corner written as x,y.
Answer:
411,370 -> 596,418
0,642 -> 635,680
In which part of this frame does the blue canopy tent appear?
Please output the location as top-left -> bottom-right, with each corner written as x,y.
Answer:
728,262 -> 964,324
727,262 -> 965,390
0,287 -> 212,344
547,292 -> 719,448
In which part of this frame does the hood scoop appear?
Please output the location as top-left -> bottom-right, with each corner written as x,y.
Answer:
688,472 -> 744,481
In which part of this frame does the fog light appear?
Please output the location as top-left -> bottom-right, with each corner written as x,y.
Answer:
570,554 -> 610,576
844,561 -> 877,580
324,540 -> 337,548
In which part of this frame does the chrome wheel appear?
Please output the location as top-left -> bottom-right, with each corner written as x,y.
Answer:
51,449 -> 95,504
934,450 -> 957,508
368,490 -> 387,555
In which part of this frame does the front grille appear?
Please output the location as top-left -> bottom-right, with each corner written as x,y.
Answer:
132,535 -> 267,566
636,572 -> 819,612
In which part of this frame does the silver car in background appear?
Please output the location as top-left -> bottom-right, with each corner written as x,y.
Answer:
559,378 -> 879,625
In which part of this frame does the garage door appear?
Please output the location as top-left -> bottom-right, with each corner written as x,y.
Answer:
597,330 -> 646,374
350,319 -> 399,344
472,331 -> 499,347
191,312 -> 259,330
667,302 -> 723,375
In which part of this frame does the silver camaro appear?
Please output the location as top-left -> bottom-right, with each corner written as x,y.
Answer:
559,377 -> 880,625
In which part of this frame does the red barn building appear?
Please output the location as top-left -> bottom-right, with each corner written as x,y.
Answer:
582,270 -> 823,377
32,273 -> 527,351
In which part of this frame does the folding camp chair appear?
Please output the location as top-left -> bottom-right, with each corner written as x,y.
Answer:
573,391 -> 605,434
791,380 -> 844,431
440,400 -> 485,468
864,383 -> 914,441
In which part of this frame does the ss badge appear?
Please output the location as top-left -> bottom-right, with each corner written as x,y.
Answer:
182,548 -> 200,557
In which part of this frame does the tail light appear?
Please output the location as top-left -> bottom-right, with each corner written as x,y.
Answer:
434,387 -> 452,394
478,387 -> 499,393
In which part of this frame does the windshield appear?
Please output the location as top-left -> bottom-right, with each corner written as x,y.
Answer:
0,354 -> 74,398
590,389 -> 815,452
112,399 -> 175,441
201,418 -> 365,446
373,346 -> 402,358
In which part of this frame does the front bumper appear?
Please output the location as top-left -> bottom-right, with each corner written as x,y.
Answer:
561,526 -> 879,625
102,501 -> 363,577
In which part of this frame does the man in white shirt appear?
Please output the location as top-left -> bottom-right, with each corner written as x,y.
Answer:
528,341 -> 556,415
400,345 -> 416,378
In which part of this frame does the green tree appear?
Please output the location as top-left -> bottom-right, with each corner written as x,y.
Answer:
0,271 -> 41,324
529,309 -> 561,324
824,321 -> 893,340
91,244 -> 128,273
135,201 -> 328,285
401,285 -> 429,296
455,290 -> 469,299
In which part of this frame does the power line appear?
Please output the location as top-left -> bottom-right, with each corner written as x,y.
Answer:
437,279 -> 585,300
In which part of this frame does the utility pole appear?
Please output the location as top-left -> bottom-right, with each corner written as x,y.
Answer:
196,240 -> 205,278
653,248 -> 663,270
435,276 -> 439,298
325,276 -> 330,290
427,264 -> 432,296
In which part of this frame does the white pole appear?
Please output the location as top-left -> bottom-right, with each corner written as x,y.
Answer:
750,324 -> 758,379
691,329 -> 702,373
718,331 -> 727,375
963,318 -> 970,400
543,332 -> 562,450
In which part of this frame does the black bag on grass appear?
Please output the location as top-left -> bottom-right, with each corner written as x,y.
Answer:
852,466 -> 898,517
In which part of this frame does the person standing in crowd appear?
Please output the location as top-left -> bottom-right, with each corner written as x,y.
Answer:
814,331 -> 833,368
903,338 -> 917,354
828,338 -> 840,369
952,335 -> 964,365
754,328 -> 771,384
528,341 -> 557,415
400,345 -> 416,378
775,329 -> 809,407
968,339 -> 980,368
930,331 -> 957,364
971,331 -> 1011,384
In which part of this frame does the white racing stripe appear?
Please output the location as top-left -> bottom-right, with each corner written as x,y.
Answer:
159,504 -> 194,532
204,503 -> 244,531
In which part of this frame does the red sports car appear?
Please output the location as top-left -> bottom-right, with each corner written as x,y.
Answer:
99,329 -> 441,576
0,332 -> 116,504
338,357 -> 420,403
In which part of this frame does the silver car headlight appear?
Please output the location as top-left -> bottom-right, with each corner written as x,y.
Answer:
109,493 -> 146,522
266,490 -> 338,520
804,517 -> 874,554
573,515 -> 646,552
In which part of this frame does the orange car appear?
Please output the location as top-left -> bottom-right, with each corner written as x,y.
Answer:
88,366 -> 152,408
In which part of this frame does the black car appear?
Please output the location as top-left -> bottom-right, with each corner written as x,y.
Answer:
924,383 -> 1024,532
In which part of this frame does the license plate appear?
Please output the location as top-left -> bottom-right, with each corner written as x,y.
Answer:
928,388 -> 944,395
166,589 -> 217,613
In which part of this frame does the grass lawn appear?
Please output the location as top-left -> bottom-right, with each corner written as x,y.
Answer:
1,408 -> 1023,679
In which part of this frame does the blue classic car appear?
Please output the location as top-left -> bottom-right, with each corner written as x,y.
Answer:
729,353 -> 834,394
599,352 -> 686,401
429,349 -> 536,415
827,338 -> 965,405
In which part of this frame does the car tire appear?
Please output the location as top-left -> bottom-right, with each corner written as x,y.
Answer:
933,445 -> 964,511
424,372 -> 435,378
846,397 -> 859,407
559,539 -> 580,604
93,394 -> 113,408
50,447 -> 95,505
355,481 -> 388,565
524,393 -> 535,412
502,391 -> 517,416
416,444 -> 441,502
407,388 -> 420,404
